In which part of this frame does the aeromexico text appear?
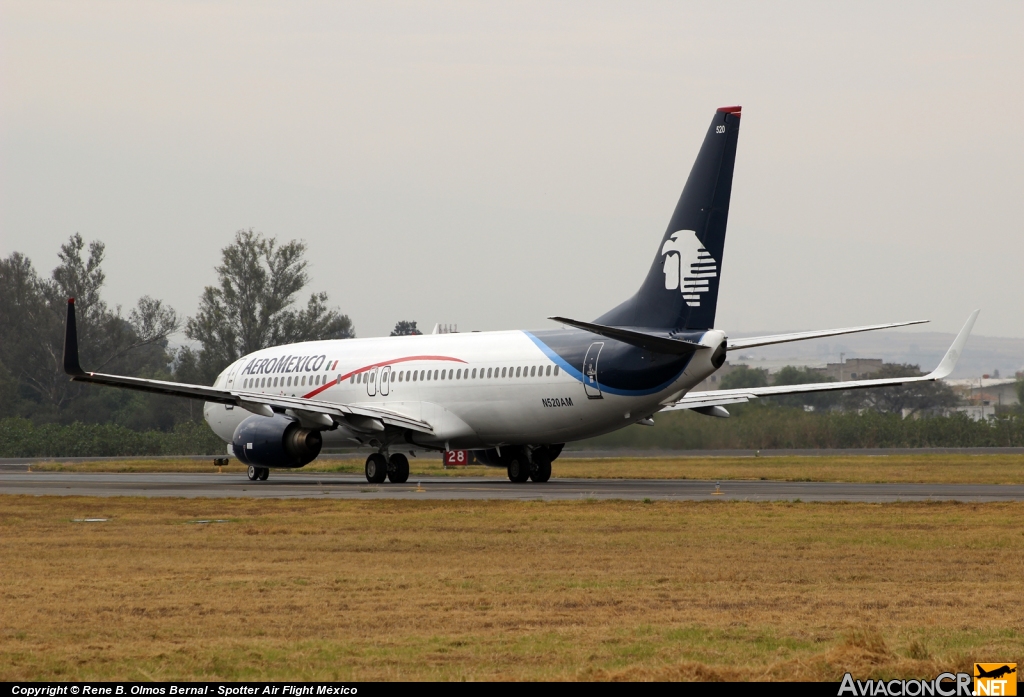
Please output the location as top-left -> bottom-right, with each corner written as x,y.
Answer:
242,354 -> 334,376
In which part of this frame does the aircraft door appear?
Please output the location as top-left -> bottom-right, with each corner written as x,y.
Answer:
582,342 -> 604,399
224,363 -> 238,410
366,367 -> 377,397
380,366 -> 391,396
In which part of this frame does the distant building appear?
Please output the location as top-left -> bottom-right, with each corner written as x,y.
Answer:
811,358 -> 884,381
945,378 -> 1020,408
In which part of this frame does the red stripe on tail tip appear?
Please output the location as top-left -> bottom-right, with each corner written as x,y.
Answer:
717,105 -> 742,114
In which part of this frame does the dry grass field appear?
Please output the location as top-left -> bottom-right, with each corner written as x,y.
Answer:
1,495 -> 1021,681
27,452 -> 1024,484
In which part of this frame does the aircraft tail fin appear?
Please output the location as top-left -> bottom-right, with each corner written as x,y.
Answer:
597,106 -> 741,330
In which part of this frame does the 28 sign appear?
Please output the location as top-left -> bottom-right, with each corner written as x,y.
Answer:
444,450 -> 470,466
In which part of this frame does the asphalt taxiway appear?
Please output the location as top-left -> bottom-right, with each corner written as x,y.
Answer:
1,471 -> 1023,502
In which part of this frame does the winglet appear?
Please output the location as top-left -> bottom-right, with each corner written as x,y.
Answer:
926,310 -> 979,379
63,298 -> 85,376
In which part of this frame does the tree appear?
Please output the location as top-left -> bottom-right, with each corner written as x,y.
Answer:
0,234 -> 179,423
769,366 -> 839,410
719,365 -> 769,390
390,321 -> 422,336
841,362 -> 959,416
184,229 -> 354,383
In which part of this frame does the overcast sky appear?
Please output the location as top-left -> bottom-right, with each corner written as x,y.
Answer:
2,1 -> 1022,343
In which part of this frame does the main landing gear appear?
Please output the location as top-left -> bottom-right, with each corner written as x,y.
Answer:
364,453 -> 411,484
247,465 -> 269,481
505,446 -> 552,483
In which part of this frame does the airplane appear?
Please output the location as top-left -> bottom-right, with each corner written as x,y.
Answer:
975,665 -> 1016,680
60,105 -> 979,484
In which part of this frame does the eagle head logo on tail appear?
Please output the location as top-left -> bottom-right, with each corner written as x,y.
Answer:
661,230 -> 718,307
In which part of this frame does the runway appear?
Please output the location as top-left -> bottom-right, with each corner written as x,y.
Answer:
2,471 -> 1024,502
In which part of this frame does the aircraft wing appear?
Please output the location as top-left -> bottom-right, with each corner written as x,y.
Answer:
727,319 -> 929,351
61,299 -> 434,434
664,311 -> 978,412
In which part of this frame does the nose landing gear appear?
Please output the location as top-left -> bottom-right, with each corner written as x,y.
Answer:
246,465 -> 269,481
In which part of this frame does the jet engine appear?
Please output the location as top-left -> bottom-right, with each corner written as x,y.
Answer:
232,414 -> 323,468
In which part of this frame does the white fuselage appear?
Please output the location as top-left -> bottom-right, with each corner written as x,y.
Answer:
203,329 -> 725,451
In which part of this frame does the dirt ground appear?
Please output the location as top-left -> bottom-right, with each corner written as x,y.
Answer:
1,496 -> 1021,681
27,452 -> 1024,484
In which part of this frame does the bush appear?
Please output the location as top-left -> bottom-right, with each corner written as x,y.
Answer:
0,418 -> 226,457
578,404 -> 1024,450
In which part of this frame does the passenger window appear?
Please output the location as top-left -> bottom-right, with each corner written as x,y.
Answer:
440,370 -> 445,380
515,366 -> 520,377
472,368 -> 477,378
554,366 -> 559,376
499,367 -> 505,378
272,377 -> 278,387
546,365 -> 551,376
456,369 -> 461,379
529,366 -> 535,377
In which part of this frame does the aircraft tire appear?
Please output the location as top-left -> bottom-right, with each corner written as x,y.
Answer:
365,453 -> 388,483
530,457 -> 552,483
507,456 -> 530,483
388,454 -> 410,483
258,468 -> 269,481
247,465 -> 259,481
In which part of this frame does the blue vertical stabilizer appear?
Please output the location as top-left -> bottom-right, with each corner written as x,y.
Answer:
597,106 -> 741,330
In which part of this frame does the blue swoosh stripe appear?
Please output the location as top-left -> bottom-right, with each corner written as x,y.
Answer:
522,331 -> 690,397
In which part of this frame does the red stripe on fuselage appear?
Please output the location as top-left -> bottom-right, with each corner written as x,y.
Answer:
301,355 -> 467,399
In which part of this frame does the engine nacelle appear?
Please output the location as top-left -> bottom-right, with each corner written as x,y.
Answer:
232,414 -> 322,468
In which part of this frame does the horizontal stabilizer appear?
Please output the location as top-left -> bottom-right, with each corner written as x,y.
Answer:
664,311 -> 978,412
727,319 -> 929,351
548,317 -> 704,355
